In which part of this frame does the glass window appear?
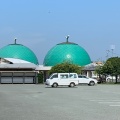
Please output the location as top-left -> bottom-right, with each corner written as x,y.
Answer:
50,74 -> 58,79
74,74 -> 77,78
69,74 -> 77,78
78,75 -> 82,78
60,74 -> 68,79
69,74 -> 74,78
83,76 -> 87,78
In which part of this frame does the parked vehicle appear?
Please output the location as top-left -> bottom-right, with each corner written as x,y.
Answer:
106,76 -> 120,82
45,73 -> 97,87
78,75 -> 98,86
45,73 -> 79,87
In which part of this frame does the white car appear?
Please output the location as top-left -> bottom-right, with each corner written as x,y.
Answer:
106,76 -> 119,82
78,75 -> 97,86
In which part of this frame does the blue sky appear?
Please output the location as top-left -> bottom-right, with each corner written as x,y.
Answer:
0,0 -> 120,64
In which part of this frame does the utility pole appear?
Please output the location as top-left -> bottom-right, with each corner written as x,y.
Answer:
110,45 -> 115,57
106,50 -> 110,60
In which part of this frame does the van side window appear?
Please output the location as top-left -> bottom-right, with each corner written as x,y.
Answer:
60,74 -> 68,79
74,74 -> 77,78
69,74 -> 77,78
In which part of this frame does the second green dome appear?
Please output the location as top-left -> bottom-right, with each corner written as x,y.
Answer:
43,42 -> 91,66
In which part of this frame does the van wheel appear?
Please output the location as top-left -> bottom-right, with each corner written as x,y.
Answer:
89,81 -> 95,86
52,83 -> 58,87
70,82 -> 75,87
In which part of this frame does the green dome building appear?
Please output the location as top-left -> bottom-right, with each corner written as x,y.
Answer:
0,39 -> 39,84
43,37 -> 91,66
0,40 -> 39,65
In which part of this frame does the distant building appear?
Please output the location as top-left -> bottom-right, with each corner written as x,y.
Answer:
0,38 -> 102,84
83,62 -> 103,78
0,40 -> 38,84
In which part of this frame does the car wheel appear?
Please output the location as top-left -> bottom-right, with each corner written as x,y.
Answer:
70,82 -> 75,87
89,81 -> 95,86
52,83 -> 58,87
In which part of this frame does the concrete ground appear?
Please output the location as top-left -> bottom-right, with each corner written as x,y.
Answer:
0,84 -> 120,120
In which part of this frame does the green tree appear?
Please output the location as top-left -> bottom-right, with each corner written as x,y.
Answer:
95,65 -> 106,83
37,72 -> 44,83
102,61 -> 113,75
95,65 -> 103,77
49,62 -> 82,75
103,57 -> 120,83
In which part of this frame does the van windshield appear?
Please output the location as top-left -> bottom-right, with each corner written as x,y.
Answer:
49,74 -> 58,79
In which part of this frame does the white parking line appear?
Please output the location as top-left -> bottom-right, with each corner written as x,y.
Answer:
90,100 -> 120,102
90,99 -> 120,107
110,105 -> 120,107
99,102 -> 120,104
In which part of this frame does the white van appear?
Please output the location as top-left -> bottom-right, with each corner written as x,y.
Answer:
45,73 -> 79,87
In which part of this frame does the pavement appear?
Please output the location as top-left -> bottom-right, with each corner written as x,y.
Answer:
0,84 -> 120,120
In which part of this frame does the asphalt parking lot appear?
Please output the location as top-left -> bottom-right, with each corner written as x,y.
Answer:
0,84 -> 120,120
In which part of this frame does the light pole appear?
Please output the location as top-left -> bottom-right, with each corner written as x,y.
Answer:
110,45 -> 115,57
106,50 -> 110,60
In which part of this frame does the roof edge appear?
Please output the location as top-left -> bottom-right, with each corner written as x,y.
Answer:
57,42 -> 78,45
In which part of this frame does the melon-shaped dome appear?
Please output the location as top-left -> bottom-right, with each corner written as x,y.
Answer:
0,43 -> 39,65
43,41 -> 91,66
